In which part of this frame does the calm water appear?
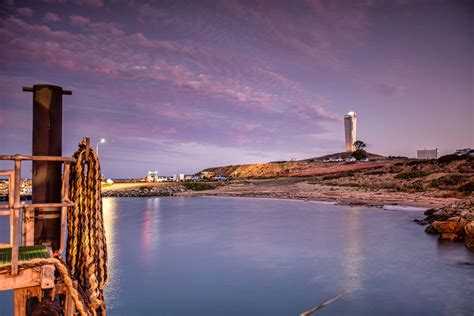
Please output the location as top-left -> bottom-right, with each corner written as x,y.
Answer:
1,196 -> 473,315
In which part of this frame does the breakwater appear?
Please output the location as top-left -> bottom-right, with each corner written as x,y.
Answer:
102,185 -> 186,197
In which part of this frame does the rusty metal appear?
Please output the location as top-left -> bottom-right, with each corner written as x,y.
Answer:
23,84 -> 71,251
0,155 -> 75,162
0,85 -> 76,316
59,163 -> 70,255
0,154 -> 75,315
0,203 -> 74,210
11,160 -> 21,275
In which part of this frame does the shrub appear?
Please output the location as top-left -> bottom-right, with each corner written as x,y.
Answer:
457,162 -> 474,174
352,149 -> 368,160
431,174 -> 469,188
437,154 -> 467,164
183,182 -> 217,191
389,165 -> 403,173
322,171 -> 354,180
364,169 -> 387,175
394,170 -> 429,180
379,182 -> 403,191
409,180 -> 425,192
458,181 -> 474,194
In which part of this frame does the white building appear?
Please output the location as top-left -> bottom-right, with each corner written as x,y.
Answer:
455,148 -> 474,156
344,111 -> 357,152
173,173 -> 185,181
417,149 -> 438,160
146,171 -> 159,182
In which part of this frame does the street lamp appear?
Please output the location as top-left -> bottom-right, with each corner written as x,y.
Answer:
96,138 -> 106,157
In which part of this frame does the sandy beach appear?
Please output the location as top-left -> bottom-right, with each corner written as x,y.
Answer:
176,177 -> 460,208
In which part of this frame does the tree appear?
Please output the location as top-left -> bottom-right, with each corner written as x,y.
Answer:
353,140 -> 367,151
352,140 -> 368,160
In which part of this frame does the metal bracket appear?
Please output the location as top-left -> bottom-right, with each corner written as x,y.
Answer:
40,265 -> 55,289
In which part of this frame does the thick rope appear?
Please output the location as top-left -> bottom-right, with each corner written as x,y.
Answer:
68,139 -> 108,315
0,258 -> 93,316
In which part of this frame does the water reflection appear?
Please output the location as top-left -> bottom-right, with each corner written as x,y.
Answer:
342,208 -> 364,292
141,198 -> 160,265
101,198 -> 118,298
97,197 -> 474,316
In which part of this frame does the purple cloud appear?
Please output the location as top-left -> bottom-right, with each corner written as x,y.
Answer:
375,83 -> 404,97
17,7 -> 33,17
73,0 -> 104,7
69,15 -> 90,26
43,12 -> 61,23
1,0 -> 472,176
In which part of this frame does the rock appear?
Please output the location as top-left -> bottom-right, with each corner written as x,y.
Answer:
459,218 -> 470,228
414,218 -> 428,225
447,216 -> 460,222
464,221 -> 474,239
430,221 -> 463,234
431,210 -> 450,221
424,208 -> 436,216
440,233 -> 460,242
465,238 -> 474,250
425,224 -> 439,234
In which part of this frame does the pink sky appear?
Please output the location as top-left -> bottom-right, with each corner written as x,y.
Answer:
0,0 -> 472,177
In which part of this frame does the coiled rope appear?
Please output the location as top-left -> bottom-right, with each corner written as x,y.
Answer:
67,139 -> 108,315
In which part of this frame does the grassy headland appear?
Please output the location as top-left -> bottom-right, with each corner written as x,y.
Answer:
181,153 -> 474,208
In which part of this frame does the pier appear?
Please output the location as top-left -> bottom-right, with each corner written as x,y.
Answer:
0,85 -> 107,315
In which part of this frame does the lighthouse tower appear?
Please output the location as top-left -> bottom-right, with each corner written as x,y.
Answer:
344,111 -> 357,152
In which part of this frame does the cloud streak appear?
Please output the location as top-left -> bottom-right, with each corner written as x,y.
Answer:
1,0 -> 471,176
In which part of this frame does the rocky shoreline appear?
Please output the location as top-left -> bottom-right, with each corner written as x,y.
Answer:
415,198 -> 474,249
102,185 -> 186,197
3,181 -> 473,250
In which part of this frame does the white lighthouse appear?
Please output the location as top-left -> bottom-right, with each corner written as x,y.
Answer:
344,111 -> 357,152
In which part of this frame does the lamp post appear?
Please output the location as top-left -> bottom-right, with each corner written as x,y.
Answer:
96,138 -> 106,157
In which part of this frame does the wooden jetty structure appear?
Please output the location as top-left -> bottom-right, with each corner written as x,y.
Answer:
0,85 -> 107,315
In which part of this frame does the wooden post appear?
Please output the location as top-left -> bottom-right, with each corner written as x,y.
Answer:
11,160 -> 21,276
23,85 -> 71,251
13,289 -> 27,316
59,162 -> 70,255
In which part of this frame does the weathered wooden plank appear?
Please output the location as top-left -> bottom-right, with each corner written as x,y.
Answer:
0,268 -> 42,290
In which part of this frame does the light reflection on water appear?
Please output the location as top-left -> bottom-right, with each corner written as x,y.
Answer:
342,208 -> 363,293
100,197 -> 473,316
102,197 -> 119,305
1,197 -> 474,315
140,198 -> 160,265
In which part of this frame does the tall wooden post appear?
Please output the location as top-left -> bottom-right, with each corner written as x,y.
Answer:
23,85 -> 71,251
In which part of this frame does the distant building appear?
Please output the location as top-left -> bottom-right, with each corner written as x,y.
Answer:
213,175 -> 228,181
146,171 -> 159,182
173,173 -> 185,181
455,148 -> 474,156
344,111 -> 357,152
417,149 -> 438,160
